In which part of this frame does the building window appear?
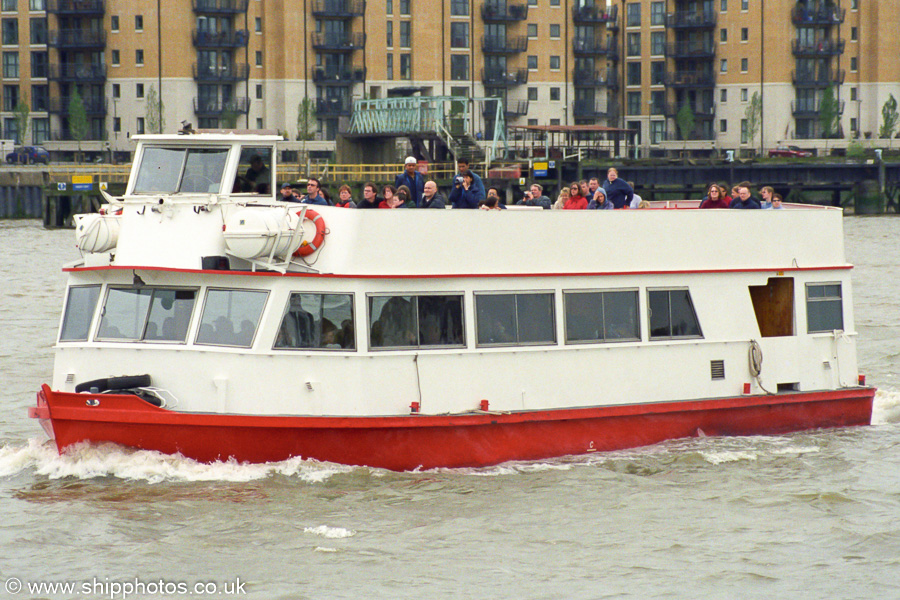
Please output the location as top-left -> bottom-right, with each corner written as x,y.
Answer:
32,117 -> 48,143
850,87 -> 857,101
527,87 -> 538,101
386,0 -> 392,14
256,84 -> 262,99
550,0 -> 559,6
626,2 -> 641,26
741,57 -> 748,72
650,1 -> 665,25
386,21 -> 392,46
399,0 -> 410,15
627,32 -> 641,56
627,62 -> 641,86
650,31 -> 665,55
1,0 -> 14,10
627,91 -> 641,115
136,83 -> 144,98
386,53 -> 393,79
741,0 -> 748,9
527,55 -> 537,69
135,49 -> 144,66
112,83 -> 120,98
851,0 -> 858,9
720,119 -> 727,133
627,120 -> 641,145
450,22 -> 468,47
137,117 -> 145,135
850,56 -> 858,71
30,50 -> 47,78
256,51 -> 262,66
720,0 -> 727,10
650,61 -> 665,85
650,120 -> 665,144
741,27 -> 748,42
850,26 -> 857,41
399,21 -> 411,47
850,117 -> 858,133
475,292 -> 555,347
400,53 -> 411,79
550,87 -> 560,101
549,55 -> 560,70
30,0 -> 43,8
720,28 -> 727,42
650,90 -> 665,114
113,117 -> 121,132
527,23 -> 537,38
2,51 -> 18,78
806,283 -> 843,333
528,0 -> 536,5
255,17 -> 262,33
720,58 -> 727,73
31,84 -> 47,110
450,54 -> 468,80
741,118 -> 748,143
111,15 -> 119,31
3,84 -> 18,111
527,118 -> 538,125
1,18 -> 17,44
135,15 -> 143,31
549,24 -> 560,39
112,50 -> 120,66
450,0 -> 468,16
648,289 -> 702,339
29,17 -> 46,44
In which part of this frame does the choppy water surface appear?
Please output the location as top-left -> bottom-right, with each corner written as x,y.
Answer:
1,218 -> 898,600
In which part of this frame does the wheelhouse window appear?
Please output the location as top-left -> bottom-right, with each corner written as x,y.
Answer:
369,294 -> 465,349
132,147 -> 229,194
59,285 -> 101,341
564,290 -> 640,343
97,287 -> 197,342
475,292 -> 556,346
648,289 -> 702,339
806,283 -> 843,333
196,289 -> 268,347
275,293 -> 355,350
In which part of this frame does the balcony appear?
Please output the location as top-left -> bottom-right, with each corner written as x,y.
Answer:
572,3 -> 618,26
665,39 -> 716,59
49,63 -> 107,81
663,71 -> 716,87
47,0 -> 105,15
482,35 -> 528,53
481,67 -> 528,86
311,32 -> 366,51
483,100 -> 529,119
572,36 -> 616,57
194,96 -> 251,116
792,68 -> 845,87
573,68 -> 618,88
311,0 -> 366,18
49,29 -> 106,49
192,29 -> 250,48
481,1 -> 528,21
573,100 -> 613,118
192,0 -> 249,14
791,38 -> 845,57
316,96 -> 353,116
313,66 -> 367,84
792,99 -> 844,117
193,62 -> 250,82
664,102 -> 715,119
666,10 -> 716,28
791,4 -> 845,26
49,96 -> 107,115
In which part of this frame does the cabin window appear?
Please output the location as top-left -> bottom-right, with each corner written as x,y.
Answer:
368,294 -> 465,349
275,293 -> 355,350
196,289 -> 268,347
564,290 -> 640,344
132,147 -> 229,194
59,285 -> 101,341
235,146 -> 274,195
806,283 -> 843,333
648,289 -> 703,339
97,287 -> 197,342
475,292 -> 556,346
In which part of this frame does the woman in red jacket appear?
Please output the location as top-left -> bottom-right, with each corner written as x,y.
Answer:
563,182 -> 588,210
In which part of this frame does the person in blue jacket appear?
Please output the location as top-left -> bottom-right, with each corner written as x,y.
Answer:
602,167 -> 634,209
448,158 -> 484,208
394,157 -> 425,207
300,177 -> 329,205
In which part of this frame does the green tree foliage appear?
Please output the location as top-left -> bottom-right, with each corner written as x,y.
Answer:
68,88 -> 89,143
744,91 -> 762,150
675,103 -> 696,141
818,84 -> 841,138
879,94 -> 899,139
145,85 -> 165,134
296,97 -> 316,141
13,93 -> 29,145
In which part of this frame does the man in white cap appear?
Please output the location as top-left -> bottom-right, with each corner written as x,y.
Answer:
394,156 -> 424,207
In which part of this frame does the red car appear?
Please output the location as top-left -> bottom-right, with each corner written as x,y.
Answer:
768,145 -> 813,158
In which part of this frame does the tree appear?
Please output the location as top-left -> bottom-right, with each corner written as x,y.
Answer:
221,106 -> 240,129
744,91 -> 762,152
145,85 -> 165,134
296,97 -> 316,141
68,88 -> 89,162
13,93 -> 29,145
675,102 -> 695,157
879,94 -> 899,140
819,84 -> 841,139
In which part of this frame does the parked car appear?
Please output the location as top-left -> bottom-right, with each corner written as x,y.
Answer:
6,146 -> 50,164
768,145 -> 813,158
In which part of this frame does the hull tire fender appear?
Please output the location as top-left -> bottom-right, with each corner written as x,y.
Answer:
75,374 -> 152,394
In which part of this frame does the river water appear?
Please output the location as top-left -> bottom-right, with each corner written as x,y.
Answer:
1,218 -> 898,600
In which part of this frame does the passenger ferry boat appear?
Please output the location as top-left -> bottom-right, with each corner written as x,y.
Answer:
29,132 -> 875,471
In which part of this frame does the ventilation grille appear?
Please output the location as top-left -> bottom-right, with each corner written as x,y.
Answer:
710,360 -> 725,380
66,373 -> 75,384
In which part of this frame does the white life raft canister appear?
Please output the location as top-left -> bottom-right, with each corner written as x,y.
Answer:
74,213 -> 121,253
223,208 -> 303,260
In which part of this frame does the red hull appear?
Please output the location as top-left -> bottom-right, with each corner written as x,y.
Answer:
31,385 -> 875,471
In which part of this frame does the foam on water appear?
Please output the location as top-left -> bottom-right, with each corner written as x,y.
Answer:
303,525 -> 356,539
872,387 -> 900,425
0,438 -> 355,484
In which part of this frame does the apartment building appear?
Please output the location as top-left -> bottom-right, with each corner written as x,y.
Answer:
1,0 -> 897,158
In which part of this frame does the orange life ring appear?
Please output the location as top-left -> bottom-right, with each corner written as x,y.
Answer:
293,209 -> 327,256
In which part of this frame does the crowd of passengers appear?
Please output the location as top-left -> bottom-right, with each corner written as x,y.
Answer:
274,156 -> 785,211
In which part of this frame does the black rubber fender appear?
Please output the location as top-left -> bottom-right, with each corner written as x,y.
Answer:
75,374 -> 152,393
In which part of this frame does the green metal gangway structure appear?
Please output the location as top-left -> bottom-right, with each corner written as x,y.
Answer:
346,96 -> 509,165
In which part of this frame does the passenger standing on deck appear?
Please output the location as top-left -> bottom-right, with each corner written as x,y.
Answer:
334,185 -> 357,208
517,183 -> 551,209
448,158 -> 484,208
699,183 -> 731,209
300,178 -> 328,205
394,157 -> 425,207
759,186 -> 775,209
379,185 -> 404,209
730,185 -> 761,209
627,181 -> 643,209
563,182 -> 589,209
279,182 -> 298,202
553,187 -> 570,209
588,177 -> 601,202
357,182 -> 380,209
602,168 -> 634,209
587,187 -> 613,209
420,180 -> 446,209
